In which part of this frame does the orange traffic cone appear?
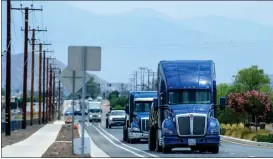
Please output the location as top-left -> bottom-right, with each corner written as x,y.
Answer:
74,123 -> 78,129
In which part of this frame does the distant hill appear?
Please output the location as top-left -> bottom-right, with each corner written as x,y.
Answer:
1,53 -> 114,92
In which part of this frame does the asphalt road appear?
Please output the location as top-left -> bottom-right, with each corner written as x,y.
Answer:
83,100 -> 273,158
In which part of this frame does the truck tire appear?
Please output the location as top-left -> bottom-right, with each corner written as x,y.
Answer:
198,147 -> 207,153
191,146 -> 198,152
106,120 -> 109,128
209,146 -> 219,154
162,147 -> 171,153
123,127 -> 128,142
148,128 -> 156,151
155,130 -> 162,152
109,125 -> 112,129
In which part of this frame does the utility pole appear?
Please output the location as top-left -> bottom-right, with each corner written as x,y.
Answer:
48,64 -> 52,121
28,28 -> 47,125
12,5 -> 43,129
139,67 -> 147,91
132,71 -> 138,91
152,72 -> 155,91
51,66 -> 59,120
147,69 -> 152,91
58,69 -> 61,120
38,43 -> 42,124
45,56 -> 54,122
5,0 -> 11,136
42,48 -> 52,123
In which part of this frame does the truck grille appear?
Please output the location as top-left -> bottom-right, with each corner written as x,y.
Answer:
176,114 -> 207,136
113,118 -> 124,121
141,118 -> 149,132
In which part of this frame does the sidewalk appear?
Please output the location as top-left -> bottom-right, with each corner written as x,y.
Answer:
2,122 -> 62,157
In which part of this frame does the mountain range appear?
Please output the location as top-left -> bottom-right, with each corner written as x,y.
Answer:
1,1 -> 273,87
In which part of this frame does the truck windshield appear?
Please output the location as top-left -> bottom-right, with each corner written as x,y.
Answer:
135,102 -> 152,112
168,89 -> 211,104
89,109 -> 101,113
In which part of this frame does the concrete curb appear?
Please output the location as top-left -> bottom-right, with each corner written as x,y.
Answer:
221,135 -> 273,148
78,124 -> 109,157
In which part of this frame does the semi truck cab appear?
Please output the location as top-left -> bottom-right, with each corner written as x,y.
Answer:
123,91 -> 157,143
149,60 -> 225,153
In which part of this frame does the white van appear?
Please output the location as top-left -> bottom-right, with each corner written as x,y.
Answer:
88,101 -> 102,122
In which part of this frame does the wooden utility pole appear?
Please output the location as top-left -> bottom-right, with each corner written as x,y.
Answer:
12,5 -> 43,129
42,49 -> 52,123
5,0 -> 11,136
51,67 -> 59,120
49,64 -> 52,121
39,43 -> 42,124
28,28 -> 47,125
58,69 -> 61,120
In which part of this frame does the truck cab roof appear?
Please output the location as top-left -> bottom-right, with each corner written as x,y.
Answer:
158,60 -> 215,90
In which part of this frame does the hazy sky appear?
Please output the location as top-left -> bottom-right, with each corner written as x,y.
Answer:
1,1 -> 273,84
67,1 -> 273,26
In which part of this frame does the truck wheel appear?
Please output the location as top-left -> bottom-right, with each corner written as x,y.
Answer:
148,128 -> 156,151
109,125 -> 112,129
191,146 -> 198,152
198,147 -> 207,153
106,120 -> 109,128
123,128 -> 128,142
155,131 -> 162,152
162,147 -> 171,154
209,146 -> 219,154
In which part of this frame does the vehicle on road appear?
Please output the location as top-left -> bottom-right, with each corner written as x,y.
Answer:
64,107 -> 73,116
88,101 -> 102,122
148,60 -> 225,154
106,110 -> 126,128
123,91 -> 157,143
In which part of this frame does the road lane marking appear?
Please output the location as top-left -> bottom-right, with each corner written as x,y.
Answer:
230,153 -> 235,155
249,156 -> 256,157
221,139 -> 273,149
97,125 -> 158,158
93,126 -> 145,157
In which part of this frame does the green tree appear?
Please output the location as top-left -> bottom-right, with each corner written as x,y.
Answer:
77,76 -> 101,99
232,65 -> 270,92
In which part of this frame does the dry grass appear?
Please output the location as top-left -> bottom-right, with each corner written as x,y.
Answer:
221,123 -> 272,141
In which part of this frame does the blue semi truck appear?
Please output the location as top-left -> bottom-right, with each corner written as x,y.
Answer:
123,91 -> 157,143
148,60 -> 225,153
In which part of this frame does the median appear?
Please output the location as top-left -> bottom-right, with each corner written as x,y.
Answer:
42,124 -> 90,157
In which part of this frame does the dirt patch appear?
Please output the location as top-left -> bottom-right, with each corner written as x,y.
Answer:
1,124 -> 46,148
42,124 -> 89,158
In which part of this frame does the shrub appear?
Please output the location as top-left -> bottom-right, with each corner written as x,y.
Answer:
114,105 -> 125,110
256,134 -> 273,143
220,123 -> 271,141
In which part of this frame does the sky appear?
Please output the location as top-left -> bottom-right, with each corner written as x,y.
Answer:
1,1 -> 273,85
67,1 -> 273,27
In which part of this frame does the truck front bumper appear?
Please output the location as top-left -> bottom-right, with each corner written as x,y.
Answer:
128,131 -> 149,140
109,120 -> 125,126
162,135 -> 220,148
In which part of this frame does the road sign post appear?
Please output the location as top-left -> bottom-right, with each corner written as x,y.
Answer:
59,67 -> 91,155
67,46 -> 101,157
81,47 -> 87,157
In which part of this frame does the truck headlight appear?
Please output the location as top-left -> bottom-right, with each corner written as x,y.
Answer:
132,127 -> 140,131
109,117 -> 113,120
209,121 -> 217,128
98,115 -> 101,117
210,128 -> 219,134
163,128 -> 173,135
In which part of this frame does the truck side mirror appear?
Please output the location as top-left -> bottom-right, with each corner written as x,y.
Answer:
152,98 -> 158,109
220,97 -> 226,110
125,105 -> 129,114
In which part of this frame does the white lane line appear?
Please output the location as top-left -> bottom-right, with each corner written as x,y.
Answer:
230,152 -> 235,155
249,156 -> 256,157
93,126 -> 145,157
98,125 -> 158,158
